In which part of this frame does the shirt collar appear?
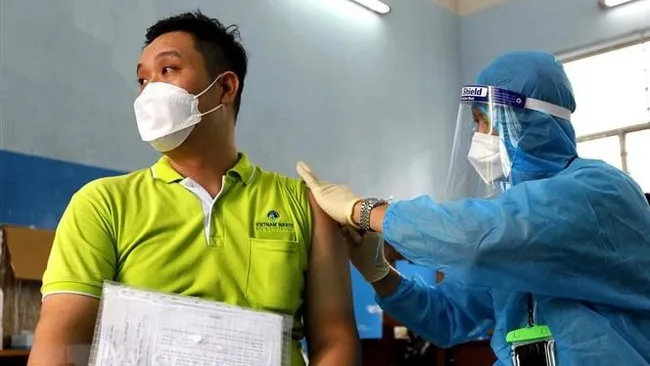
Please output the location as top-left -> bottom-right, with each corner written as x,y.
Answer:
150,153 -> 256,185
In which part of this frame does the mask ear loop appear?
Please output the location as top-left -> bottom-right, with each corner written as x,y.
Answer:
199,103 -> 223,117
195,76 -> 225,116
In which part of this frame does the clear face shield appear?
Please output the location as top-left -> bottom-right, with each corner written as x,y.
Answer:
446,85 -> 572,200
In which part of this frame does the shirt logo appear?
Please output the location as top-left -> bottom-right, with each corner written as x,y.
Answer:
267,210 -> 280,222
255,209 -> 295,233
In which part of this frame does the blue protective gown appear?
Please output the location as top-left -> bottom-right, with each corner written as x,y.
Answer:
377,51 -> 650,365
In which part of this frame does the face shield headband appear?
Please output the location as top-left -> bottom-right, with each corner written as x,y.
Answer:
460,85 -> 572,122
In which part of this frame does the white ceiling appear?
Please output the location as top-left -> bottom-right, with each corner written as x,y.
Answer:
431,0 -> 515,16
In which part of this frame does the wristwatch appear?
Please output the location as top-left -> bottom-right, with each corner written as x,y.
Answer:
359,197 -> 390,231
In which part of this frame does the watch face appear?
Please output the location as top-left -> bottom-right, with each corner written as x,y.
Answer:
367,198 -> 380,206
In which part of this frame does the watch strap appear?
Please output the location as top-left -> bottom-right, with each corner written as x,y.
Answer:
359,198 -> 387,231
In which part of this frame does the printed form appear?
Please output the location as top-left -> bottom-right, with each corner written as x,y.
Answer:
90,284 -> 287,366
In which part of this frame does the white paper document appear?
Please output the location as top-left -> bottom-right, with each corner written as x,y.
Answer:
90,283 -> 289,366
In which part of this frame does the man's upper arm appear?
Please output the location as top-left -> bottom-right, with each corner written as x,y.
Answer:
42,183 -> 117,298
29,294 -> 100,365
31,183 -> 117,365
304,191 -> 360,362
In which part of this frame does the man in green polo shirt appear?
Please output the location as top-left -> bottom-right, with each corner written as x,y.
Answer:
29,11 -> 360,366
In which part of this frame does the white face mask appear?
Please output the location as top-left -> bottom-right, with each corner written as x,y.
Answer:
467,132 -> 510,184
134,77 -> 223,152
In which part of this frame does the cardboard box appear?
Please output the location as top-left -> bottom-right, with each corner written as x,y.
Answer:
0,225 -> 55,347
1,226 -> 55,281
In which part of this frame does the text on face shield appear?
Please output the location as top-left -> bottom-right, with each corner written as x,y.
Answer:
462,86 -> 489,98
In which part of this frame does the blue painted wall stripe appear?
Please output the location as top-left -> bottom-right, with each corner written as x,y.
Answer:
0,149 -> 124,229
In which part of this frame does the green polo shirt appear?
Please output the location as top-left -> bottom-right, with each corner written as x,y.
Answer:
42,153 -> 312,365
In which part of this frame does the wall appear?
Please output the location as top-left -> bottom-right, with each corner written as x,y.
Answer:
1,0 -> 461,202
0,151 -> 123,229
1,0 -> 458,340
460,0 -> 650,82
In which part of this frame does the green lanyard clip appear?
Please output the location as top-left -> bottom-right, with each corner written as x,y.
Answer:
506,325 -> 553,345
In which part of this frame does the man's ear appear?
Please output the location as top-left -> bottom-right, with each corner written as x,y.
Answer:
219,71 -> 239,105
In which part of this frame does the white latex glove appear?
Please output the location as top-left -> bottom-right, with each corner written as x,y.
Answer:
342,226 -> 391,283
297,161 -> 360,227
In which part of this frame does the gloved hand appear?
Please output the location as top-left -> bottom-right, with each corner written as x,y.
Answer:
342,226 -> 392,283
297,161 -> 361,227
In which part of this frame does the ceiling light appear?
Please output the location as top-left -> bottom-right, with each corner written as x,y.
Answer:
349,0 -> 391,14
599,0 -> 641,8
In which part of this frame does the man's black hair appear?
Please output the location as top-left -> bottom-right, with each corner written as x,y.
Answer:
144,11 -> 248,116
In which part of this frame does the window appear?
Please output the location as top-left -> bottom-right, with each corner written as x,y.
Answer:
563,40 -> 650,192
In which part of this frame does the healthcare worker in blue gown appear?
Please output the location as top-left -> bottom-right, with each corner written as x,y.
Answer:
297,51 -> 650,365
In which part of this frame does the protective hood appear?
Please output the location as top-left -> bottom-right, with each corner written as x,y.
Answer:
475,51 -> 578,185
